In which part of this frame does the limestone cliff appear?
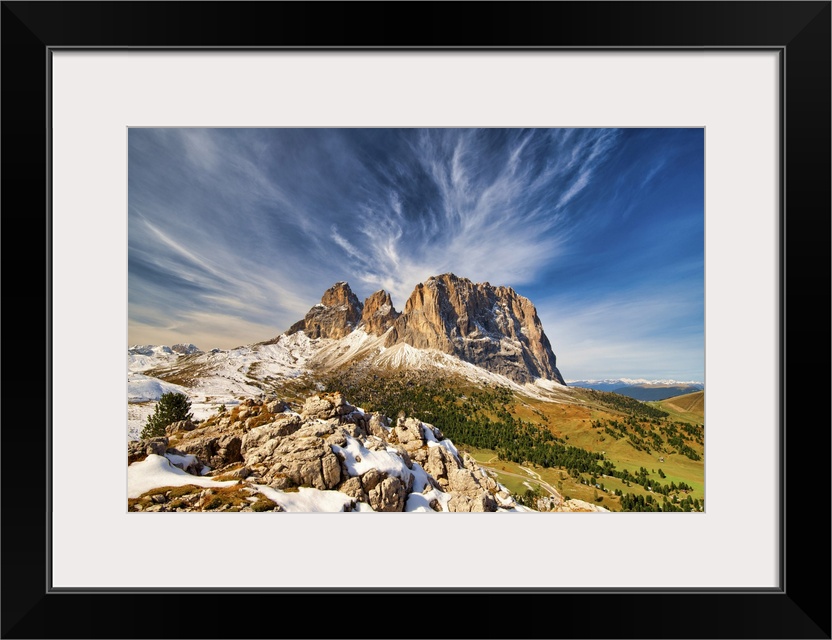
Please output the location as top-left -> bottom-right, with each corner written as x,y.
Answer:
383,274 -> 564,384
288,274 -> 565,384
286,282 -> 363,340
360,289 -> 401,336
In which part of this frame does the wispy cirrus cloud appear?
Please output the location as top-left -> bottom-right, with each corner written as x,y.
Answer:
129,127 -> 704,379
326,128 -> 621,306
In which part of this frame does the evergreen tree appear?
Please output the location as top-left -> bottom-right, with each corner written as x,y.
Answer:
141,392 -> 193,439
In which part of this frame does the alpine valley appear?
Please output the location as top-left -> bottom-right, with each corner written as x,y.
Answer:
128,273 -> 704,513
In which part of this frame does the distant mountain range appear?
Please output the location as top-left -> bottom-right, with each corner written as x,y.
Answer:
567,379 -> 704,401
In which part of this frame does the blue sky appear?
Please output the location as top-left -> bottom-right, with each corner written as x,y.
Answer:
129,128 -> 704,382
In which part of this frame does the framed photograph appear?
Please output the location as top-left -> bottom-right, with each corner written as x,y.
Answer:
3,2 -> 829,638
123,125 -> 707,518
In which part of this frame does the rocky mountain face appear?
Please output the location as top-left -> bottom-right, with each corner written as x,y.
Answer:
385,274 -> 564,384
360,289 -> 401,335
128,392 -> 529,512
128,391 -> 604,513
286,274 -> 565,385
286,282 -> 364,339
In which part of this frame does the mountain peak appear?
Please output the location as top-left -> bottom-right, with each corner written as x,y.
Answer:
285,274 -> 565,384
428,272 -> 465,281
286,281 -> 364,339
360,289 -> 400,336
320,281 -> 362,310
424,273 -> 482,289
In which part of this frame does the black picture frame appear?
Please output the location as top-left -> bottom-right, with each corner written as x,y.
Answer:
2,2 -> 829,638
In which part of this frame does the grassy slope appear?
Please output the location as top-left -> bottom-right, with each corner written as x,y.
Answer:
319,367 -> 706,510
458,386 -> 704,511
154,354 -> 704,511
467,448 -> 621,508
510,387 -> 704,504
649,390 -> 705,424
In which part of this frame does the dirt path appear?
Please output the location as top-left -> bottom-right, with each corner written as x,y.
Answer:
481,464 -> 562,500
520,465 -> 542,481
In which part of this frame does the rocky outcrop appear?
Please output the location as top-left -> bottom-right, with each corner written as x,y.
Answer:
175,432 -> 243,471
447,492 -> 499,512
360,290 -> 400,336
165,398 -> 289,471
243,420 -> 344,490
286,282 -> 363,340
391,417 -> 426,453
556,498 -> 609,513
128,436 -> 168,463
128,392 -> 528,513
165,419 -> 196,435
418,445 -> 460,489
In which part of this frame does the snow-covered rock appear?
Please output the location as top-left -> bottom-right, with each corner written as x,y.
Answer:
127,392 -> 532,513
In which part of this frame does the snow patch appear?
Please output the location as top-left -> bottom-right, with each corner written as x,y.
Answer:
127,402 -> 154,441
311,329 -> 384,370
164,452 -> 201,470
128,373 -> 189,403
128,345 -> 182,372
405,486 -> 452,513
502,504 -> 536,513
331,435 -> 413,483
408,462 -> 431,494
421,423 -> 460,460
532,378 -> 571,392
255,485 -> 359,513
127,454 -> 237,498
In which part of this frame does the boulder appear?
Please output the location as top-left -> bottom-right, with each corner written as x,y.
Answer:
359,468 -> 384,492
393,417 -> 426,453
447,492 -> 498,512
367,475 -> 408,512
300,394 -> 354,421
423,445 -> 460,489
266,399 -> 289,414
448,467 -> 486,497
165,420 -> 196,435
367,414 -> 390,440
244,422 -> 342,490
175,434 -> 242,470
240,415 -> 302,453
338,477 -> 368,503
128,439 -> 147,463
